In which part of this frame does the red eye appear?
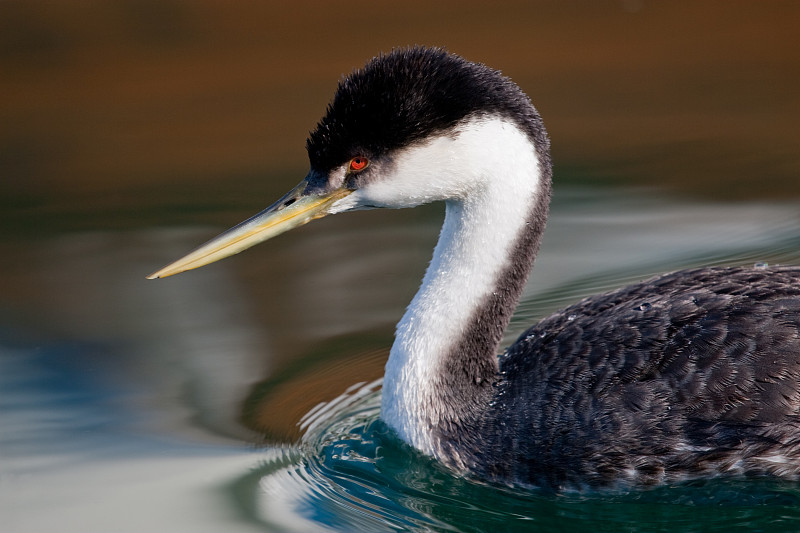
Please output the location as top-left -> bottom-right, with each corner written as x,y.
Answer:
349,157 -> 368,172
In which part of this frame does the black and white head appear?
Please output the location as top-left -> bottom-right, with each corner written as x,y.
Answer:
148,46 -> 552,279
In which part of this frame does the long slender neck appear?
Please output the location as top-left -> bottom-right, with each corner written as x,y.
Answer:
380,125 -> 551,468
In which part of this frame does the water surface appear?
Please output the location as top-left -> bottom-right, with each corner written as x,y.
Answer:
3,185 -> 800,532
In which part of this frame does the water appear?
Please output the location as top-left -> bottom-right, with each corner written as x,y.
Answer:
2,2 -> 800,531
250,381 -> 800,532
3,186 -> 800,532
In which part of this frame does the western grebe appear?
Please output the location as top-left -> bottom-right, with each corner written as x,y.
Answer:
149,47 -> 800,490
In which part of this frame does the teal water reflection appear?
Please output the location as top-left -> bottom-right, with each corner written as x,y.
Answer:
3,185 -> 798,532
247,380 -> 800,532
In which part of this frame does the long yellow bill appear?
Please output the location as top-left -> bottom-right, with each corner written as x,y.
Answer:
147,180 -> 352,279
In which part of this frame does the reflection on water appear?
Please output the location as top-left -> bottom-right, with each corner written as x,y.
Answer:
2,186 -> 799,531
251,380 -> 800,532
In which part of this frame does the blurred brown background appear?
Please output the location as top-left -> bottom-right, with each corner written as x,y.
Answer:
2,0 -> 798,219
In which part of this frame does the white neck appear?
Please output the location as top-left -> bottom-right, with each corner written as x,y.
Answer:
377,118 -> 545,459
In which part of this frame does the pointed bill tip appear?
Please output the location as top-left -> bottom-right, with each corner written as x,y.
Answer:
145,183 -> 352,280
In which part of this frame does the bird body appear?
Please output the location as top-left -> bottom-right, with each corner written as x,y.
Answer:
149,47 -> 800,490
488,265 -> 800,489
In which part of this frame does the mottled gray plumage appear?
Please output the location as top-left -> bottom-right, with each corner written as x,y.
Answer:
474,266 -> 800,489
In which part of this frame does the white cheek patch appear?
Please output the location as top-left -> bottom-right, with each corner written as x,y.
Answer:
357,136 -> 465,208
328,193 -> 360,214
351,116 -> 537,209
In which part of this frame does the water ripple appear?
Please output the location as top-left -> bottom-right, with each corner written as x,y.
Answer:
246,381 -> 800,532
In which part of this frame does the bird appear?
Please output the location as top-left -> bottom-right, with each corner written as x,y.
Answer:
148,46 -> 800,490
